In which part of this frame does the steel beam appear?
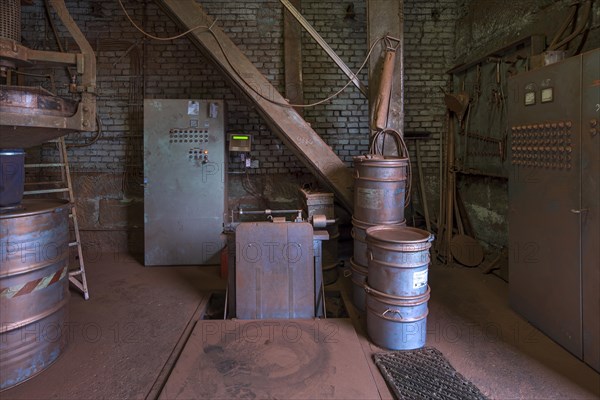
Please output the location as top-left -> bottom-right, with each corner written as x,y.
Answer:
156,0 -> 354,212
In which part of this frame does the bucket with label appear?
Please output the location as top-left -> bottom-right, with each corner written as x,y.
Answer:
365,225 -> 433,297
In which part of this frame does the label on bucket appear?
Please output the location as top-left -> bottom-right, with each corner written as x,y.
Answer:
413,270 -> 428,289
356,188 -> 383,210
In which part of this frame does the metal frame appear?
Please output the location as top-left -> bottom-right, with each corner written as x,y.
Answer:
0,0 -> 96,137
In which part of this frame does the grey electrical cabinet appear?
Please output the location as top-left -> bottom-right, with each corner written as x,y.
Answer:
143,99 -> 226,266
507,48 -> 599,372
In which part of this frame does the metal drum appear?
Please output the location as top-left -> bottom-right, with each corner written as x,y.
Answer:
349,258 -> 368,311
0,199 -> 70,391
352,217 -> 406,267
366,226 -> 433,297
322,223 -> 340,286
365,284 -> 429,350
353,155 -> 408,225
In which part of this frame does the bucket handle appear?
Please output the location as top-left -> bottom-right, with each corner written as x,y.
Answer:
382,309 -> 403,319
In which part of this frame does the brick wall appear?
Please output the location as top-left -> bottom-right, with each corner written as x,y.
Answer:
17,0 -> 459,247
403,0 -> 457,221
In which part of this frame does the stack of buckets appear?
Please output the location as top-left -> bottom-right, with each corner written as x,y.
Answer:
351,154 -> 434,350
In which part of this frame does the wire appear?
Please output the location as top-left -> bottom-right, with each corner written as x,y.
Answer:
118,0 -> 383,108
66,115 -> 103,148
208,31 -> 381,108
117,0 -> 215,41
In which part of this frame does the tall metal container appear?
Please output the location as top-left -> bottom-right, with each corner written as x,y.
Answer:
365,285 -> 430,351
0,199 -> 70,391
366,226 -> 433,297
353,155 -> 408,225
364,225 -> 433,350
351,217 -> 406,267
300,189 -> 339,285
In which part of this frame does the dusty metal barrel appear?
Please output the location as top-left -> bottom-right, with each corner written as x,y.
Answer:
352,217 -> 406,267
0,199 -> 70,391
366,226 -> 433,297
353,155 -> 408,225
322,223 -> 339,285
366,284 -> 429,350
349,258 -> 368,311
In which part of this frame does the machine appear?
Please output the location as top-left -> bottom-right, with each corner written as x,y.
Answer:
507,48 -> 599,372
0,0 -> 97,390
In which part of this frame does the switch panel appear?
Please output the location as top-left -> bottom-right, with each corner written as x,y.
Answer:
144,99 -> 226,266
508,49 -> 599,372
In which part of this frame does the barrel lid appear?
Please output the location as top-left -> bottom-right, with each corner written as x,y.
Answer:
353,154 -> 408,166
0,199 -> 70,219
366,225 -> 432,244
0,149 -> 26,155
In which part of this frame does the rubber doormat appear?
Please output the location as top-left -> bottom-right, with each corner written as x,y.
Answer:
373,347 -> 488,400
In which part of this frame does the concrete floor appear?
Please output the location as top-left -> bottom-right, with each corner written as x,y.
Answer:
3,251 -> 600,399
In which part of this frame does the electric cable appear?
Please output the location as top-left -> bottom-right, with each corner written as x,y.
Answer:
66,115 -> 103,148
118,0 -> 383,108
117,0 -> 216,41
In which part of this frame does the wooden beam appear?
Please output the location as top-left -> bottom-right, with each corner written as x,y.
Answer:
156,0 -> 354,212
283,0 -> 304,114
367,0 -> 404,135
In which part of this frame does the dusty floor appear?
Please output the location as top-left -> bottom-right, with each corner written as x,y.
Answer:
2,250 -> 600,399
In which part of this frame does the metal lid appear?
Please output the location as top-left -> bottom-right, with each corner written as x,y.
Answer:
0,199 -> 70,219
366,225 -> 432,244
0,149 -> 25,155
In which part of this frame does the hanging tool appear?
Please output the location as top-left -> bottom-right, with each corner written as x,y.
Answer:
438,91 -> 469,265
373,36 -> 402,131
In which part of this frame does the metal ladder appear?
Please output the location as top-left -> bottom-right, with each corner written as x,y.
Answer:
23,136 -> 90,300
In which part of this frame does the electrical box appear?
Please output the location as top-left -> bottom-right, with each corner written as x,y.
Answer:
228,133 -> 252,152
507,49 -> 599,372
143,99 -> 226,266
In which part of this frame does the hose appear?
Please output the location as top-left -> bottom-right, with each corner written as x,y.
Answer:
548,0 -> 592,51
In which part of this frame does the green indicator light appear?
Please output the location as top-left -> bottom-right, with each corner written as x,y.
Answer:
232,135 -> 249,140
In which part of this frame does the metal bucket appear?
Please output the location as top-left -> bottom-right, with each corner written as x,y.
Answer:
349,257 -> 368,311
0,199 -> 70,391
353,155 -> 408,225
351,217 -> 405,267
366,284 -> 429,350
0,149 -> 25,208
366,226 -> 433,297
322,224 -> 339,286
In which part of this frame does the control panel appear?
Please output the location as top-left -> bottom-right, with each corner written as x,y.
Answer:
144,99 -> 226,266
510,120 -> 573,170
